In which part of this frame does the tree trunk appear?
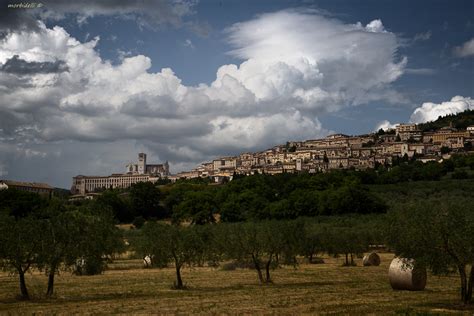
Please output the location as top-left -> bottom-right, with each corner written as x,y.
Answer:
175,264 -> 183,289
465,264 -> 473,305
350,253 -> 355,266
18,270 -> 29,300
265,254 -> 273,284
345,253 -> 349,266
251,254 -> 264,284
46,270 -> 55,297
458,265 -> 468,304
308,253 -> 313,264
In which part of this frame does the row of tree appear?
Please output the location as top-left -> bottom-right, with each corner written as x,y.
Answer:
131,216 -> 383,288
89,175 -> 388,225
129,196 -> 473,304
0,192 -> 124,300
1,188 -> 472,304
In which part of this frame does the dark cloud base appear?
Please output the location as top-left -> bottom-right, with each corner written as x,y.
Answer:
1,55 -> 69,74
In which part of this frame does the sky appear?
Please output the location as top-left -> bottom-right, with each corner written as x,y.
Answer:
0,0 -> 473,189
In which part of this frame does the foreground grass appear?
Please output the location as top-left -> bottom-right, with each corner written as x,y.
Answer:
0,253 -> 471,315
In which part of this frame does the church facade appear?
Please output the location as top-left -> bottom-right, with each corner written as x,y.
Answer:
71,153 -> 169,195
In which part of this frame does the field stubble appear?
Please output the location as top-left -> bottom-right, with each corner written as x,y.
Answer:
0,253 -> 471,315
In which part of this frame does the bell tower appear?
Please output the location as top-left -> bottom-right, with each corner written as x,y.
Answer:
138,153 -> 147,174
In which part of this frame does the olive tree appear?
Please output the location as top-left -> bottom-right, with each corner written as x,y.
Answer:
72,206 -> 125,276
298,221 -> 326,264
218,220 -> 301,284
138,222 -> 209,289
36,202 -> 78,297
36,203 -> 124,295
325,222 -> 369,266
386,198 -> 474,304
0,214 -> 43,300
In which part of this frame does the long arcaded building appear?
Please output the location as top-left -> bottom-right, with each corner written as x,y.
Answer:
71,153 -> 169,195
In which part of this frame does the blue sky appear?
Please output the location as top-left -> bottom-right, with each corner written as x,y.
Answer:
0,0 -> 473,187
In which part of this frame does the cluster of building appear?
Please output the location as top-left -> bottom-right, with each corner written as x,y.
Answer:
0,179 -> 54,198
68,123 -> 474,196
174,123 -> 474,181
2,123 -> 471,199
71,153 -> 169,196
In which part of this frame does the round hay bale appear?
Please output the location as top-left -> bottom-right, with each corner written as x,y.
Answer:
363,252 -> 381,266
388,258 -> 426,291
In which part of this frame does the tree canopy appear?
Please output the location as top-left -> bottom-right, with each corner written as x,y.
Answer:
386,198 -> 474,304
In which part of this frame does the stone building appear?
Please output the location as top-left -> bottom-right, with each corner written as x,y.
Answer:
396,124 -> 422,141
71,153 -> 168,195
213,157 -> 240,172
0,179 -> 54,198
125,153 -> 170,176
71,174 -> 158,195
423,128 -> 470,145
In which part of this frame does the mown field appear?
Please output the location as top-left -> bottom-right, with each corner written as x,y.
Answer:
0,253 -> 471,315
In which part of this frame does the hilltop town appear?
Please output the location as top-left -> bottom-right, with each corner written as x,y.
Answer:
68,114 -> 474,196
175,122 -> 474,181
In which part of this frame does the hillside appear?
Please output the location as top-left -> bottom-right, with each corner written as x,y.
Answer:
418,109 -> 474,131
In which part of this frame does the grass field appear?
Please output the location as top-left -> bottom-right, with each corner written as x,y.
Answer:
0,253 -> 472,315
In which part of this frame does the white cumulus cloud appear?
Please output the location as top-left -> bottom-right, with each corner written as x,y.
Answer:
410,96 -> 474,123
224,10 -> 405,109
375,120 -> 397,131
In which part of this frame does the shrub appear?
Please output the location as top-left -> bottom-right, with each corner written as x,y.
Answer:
451,170 -> 469,179
132,216 -> 146,229
220,261 -> 237,271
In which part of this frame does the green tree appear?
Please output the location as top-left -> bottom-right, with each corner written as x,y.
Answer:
0,214 -> 43,299
163,183 -> 205,215
35,201 -> 78,297
324,219 -> 370,266
129,182 -> 163,219
133,222 -> 167,268
261,199 -> 292,220
386,198 -> 474,304
440,146 -> 452,154
288,189 -> 320,218
220,191 -> 268,222
138,222 -> 209,289
172,190 -> 217,225
0,188 -> 46,218
319,183 -> 387,216
219,221 -> 300,284
72,205 -> 125,275
464,141 -> 473,151
299,221 -> 326,263
96,190 -> 133,223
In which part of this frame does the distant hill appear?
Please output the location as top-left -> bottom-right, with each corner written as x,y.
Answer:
418,109 -> 474,131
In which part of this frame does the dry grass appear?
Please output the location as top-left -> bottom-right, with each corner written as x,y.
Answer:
0,253 -> 472,315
